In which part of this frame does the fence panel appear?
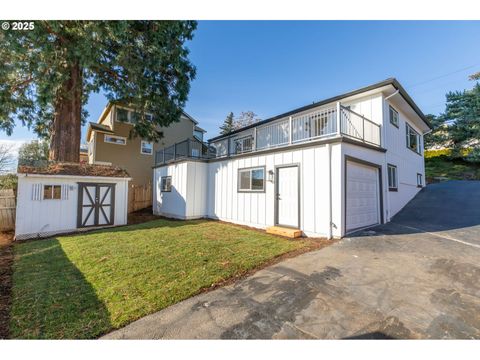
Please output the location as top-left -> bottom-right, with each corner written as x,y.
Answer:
0,189 -> 16,231
128,184 -> 152,213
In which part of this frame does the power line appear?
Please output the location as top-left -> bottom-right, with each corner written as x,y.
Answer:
407,62 -> 480,89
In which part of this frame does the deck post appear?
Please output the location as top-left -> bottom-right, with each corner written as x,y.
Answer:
288,116 -> 292,144
174,143 -> 177,160
253,127 -> 257,151
336,102 -> 341,135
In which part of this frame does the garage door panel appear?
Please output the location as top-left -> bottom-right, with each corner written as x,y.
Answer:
346,161 -> 380,233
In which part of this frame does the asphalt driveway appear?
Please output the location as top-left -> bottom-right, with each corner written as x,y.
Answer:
104,181 -> 480,339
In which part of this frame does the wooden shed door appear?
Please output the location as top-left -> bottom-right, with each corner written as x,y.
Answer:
77,183 -> 115,228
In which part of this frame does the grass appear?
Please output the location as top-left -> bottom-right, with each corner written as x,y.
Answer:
425,155 -> 480,181
9,219 -> 314,339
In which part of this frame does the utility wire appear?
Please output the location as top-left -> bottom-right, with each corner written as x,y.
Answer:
407,62 -> 480,89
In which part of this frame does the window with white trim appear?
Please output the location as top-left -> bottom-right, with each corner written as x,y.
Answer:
104,135 -> 126,145
389,106 -> 399,128
43,185 -> 61,200
161,176 -> 172,192
238,167 -> 265,192
406,123 -> 421,154
141,140 -> 153,155
387,164 -> 398,191
417,173 -> 423,187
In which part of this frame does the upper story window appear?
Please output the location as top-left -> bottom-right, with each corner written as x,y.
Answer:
44,185 -> 61,200
406,123 -> 421,154
194,130 -> 204,142
238,167 -> 265,192
387,164 -> 398,191
141,140 -> 153,155
104,134 -> 126,145
116,108 -> 129,122
116,107 -> 153,124
389,106 -> 399,128
234,136 -> 253,154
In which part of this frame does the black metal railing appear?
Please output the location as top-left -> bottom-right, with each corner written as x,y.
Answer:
155,138 -> 216,165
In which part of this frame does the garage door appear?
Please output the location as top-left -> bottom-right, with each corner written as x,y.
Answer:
346,160 -> 380,233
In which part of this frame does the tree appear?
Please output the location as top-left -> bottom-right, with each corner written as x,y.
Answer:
424,114 -> 449,149
0,21 -> 197,163
469,71 -> 480,81
219,112 -> 235,135
18,140 -> 50,166
0,144 -> 14,174
442,81 -> 480,160
234,111 -> 261,129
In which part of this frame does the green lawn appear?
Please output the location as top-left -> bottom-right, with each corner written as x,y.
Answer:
425,155 -> 480,181
10,219 -> 313,339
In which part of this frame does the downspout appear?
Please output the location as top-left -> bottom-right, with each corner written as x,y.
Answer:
327,143 -> 333,239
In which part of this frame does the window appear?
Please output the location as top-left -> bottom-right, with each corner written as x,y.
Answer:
406,123 -> 421,154
161,176 -> 172,192
417,173 -> 423,187
104,135 -> 126,145
116,107 -> 129,122
238,167 -> 265,192
389,106 -> 399,128
387,164 -> 398,191
141,140 -> 153,155
44,185 -> 61,200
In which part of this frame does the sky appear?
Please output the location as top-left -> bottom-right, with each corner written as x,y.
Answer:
2,21 -> 480,165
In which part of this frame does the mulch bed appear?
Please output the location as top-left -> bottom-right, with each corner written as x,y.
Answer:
0,231 -> 14,339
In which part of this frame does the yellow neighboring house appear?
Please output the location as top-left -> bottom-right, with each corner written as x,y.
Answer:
86,102 -> 205,186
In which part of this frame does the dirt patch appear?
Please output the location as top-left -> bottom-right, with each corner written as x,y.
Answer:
0,231 -> 14,339
127,207 -> 162,225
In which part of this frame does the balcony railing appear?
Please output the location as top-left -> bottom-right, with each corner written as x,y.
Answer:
155,138 -> 216,165
210,102 -> 381,158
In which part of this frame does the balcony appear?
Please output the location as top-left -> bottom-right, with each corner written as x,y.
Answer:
155,138 -> 216,166
210,103 -> 381,158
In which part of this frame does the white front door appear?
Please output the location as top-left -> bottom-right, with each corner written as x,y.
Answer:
346,160 -> 380,233
276,165 -> 299,228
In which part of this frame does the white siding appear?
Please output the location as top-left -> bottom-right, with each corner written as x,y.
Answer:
15,175 -> 129,240
384,98 -> 425,219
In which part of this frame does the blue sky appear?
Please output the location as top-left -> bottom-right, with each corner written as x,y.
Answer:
2,20 -> 480,150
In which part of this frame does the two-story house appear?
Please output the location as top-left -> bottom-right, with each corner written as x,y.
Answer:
86,102 -> 205,186
151,78 -> 432,239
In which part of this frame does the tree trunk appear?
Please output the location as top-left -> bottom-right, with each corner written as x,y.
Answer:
49,62 -> 82,162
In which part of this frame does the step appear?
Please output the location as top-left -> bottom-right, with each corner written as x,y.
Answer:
266,226 -> 303,238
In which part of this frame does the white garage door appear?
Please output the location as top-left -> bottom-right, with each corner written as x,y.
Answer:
346,160 -> 380,233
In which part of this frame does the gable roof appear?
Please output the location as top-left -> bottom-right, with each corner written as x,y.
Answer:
208,78 -> 431,143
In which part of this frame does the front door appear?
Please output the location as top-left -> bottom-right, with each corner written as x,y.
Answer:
276,165 -> 299,228
77,183 -> 115,228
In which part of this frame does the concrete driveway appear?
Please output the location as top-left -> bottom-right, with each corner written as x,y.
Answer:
104,181 -> 480,339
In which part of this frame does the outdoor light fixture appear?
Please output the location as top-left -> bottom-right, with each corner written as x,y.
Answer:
268,170 -> 274,182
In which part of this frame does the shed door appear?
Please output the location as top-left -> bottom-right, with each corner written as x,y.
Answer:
276,165 -> 299,228
78,183 -> 115,228
346,161 -> 380,233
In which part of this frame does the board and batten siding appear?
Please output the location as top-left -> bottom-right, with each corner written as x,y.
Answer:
207,144 -> 341,238
384,98 -> 425,219
15,174 -> 129,240
153,161 -> 208,219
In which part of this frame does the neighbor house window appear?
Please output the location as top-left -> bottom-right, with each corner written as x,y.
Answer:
238,167 -> 265,192
406,123 -> 421,154
417,173 -> 423,187
43,185 -> 61,200
387,164 -> 398,191
104,135 -> 126,145
161,176 -> 172,192
141,140 -> 153,155
116,107 -> 129,122
389,106 -> 399,128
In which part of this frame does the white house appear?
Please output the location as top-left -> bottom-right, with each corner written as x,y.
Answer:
15,164 -> 131,240
153,78 -> 432,238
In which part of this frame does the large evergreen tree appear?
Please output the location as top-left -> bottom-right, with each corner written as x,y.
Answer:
0,21 -> 197,162
219,112 -> 235,135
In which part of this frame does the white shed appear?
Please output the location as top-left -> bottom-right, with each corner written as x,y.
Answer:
15,164 -> 131,240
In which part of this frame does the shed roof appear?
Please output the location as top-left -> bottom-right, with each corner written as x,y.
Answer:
18,163 -> 130,178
